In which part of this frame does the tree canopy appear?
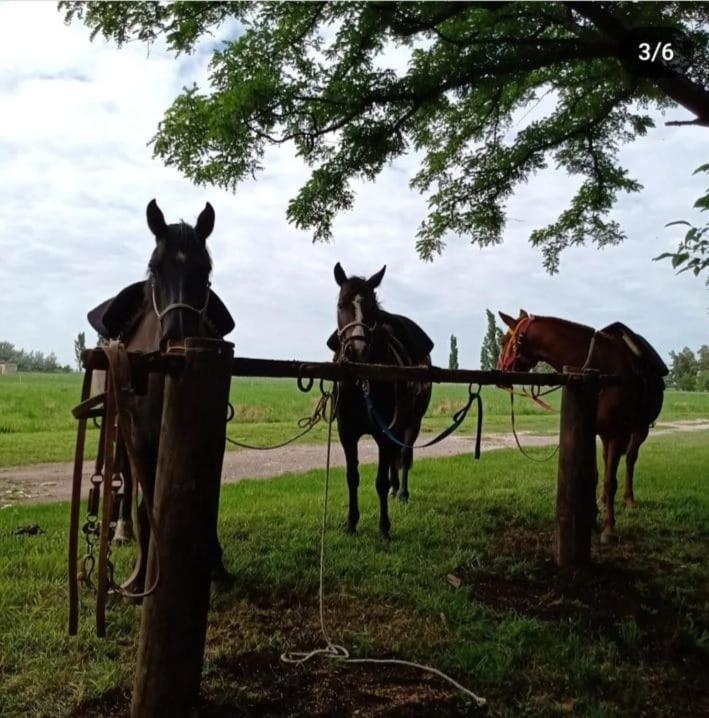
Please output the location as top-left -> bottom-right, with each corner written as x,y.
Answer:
448,334 -> 459,370
61,1 -> 709,271
480,309 -> 503,370
656,163 -> 709,283
0,341 -> 69,373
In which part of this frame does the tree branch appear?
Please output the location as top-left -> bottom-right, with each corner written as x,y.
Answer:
566,1 -> 709,125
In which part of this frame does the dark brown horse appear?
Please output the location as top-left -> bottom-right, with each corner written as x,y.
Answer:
87,199 -> 235,590
498,310 -> 667,543
327,263 -> 433,538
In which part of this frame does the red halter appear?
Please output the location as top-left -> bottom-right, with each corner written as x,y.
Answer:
498,316 -> 534,372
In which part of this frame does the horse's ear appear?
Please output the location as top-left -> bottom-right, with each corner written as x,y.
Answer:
334,262 -> 347,286
146,199 -> 167,239
519,309 -> 529,319
195,202 -> 215,242
499,311 -> 517,328
367,265 -> 386,289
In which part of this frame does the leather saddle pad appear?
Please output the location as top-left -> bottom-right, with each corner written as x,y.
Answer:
601,321 -> 669,377
327,310 -> 434,362
88,280 -> 234,340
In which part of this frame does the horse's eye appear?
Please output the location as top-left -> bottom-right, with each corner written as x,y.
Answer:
337,303 -> 344,310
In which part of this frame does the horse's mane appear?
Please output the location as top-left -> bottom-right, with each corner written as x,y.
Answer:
343,276 -> 382,310
534,314 -> 595,335
143,221 -> 213,302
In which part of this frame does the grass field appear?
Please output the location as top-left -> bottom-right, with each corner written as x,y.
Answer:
1,427 -> 708,717
1,373 -> 708,467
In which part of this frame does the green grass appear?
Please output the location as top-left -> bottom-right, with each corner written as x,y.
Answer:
1,430 -> 708,717
1,373 -> 708,467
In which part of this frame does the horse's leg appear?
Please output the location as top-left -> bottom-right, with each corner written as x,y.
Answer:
389,462 -> 400,497
342,433 -> 360,534
601,435 -> 626,545
399,422 -> 419,504
375,440 -> 394,539
624,426 -> 649,509
113,448 -> 133,545
121,451 -> 156,597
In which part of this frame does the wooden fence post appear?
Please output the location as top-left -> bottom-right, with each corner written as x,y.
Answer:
555,367 -> 599,568
130,338 -> 233,718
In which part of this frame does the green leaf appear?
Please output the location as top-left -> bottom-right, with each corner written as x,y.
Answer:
671,252 -> 690,268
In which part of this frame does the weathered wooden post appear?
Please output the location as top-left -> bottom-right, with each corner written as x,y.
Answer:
555,368 -> 599,568
131,338 -> 233,718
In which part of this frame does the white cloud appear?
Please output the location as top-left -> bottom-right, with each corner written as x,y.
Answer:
0,2 -> 707,371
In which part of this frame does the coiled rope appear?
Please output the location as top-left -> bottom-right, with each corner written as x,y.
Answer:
280,382 -> 487,709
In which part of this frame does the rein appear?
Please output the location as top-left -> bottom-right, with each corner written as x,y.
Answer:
509,391 -> 559,463
341,319 -> 483,457
225,379 -> 333,450
68,342 -> 160,638
362,381 -> 483,459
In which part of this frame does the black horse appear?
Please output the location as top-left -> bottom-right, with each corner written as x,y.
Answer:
328,263 -> 433,538
87,199 -> 235,591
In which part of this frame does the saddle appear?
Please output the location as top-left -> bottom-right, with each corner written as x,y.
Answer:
327,310 -> 434,362
87,281 -> 234,340
601,322 -> 669,377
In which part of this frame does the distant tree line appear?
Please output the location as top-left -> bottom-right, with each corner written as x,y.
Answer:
0,341 -> 71,373
668,345 -> 709,391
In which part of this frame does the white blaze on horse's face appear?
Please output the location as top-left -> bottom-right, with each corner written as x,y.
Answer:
351,295 -> 366,359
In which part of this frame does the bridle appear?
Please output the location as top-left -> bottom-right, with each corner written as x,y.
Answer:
498,315 -> 535,371
150,223 -> 212,326
498,315 -> 600,372
150,277 -> 211,324
336,319 -> 378,359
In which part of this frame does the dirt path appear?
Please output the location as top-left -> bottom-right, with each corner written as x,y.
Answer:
1,420 -> 707,507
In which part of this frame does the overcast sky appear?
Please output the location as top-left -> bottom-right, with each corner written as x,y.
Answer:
1,2 -> 707,369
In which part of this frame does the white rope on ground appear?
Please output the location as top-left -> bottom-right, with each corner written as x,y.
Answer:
280,384 -> 487,709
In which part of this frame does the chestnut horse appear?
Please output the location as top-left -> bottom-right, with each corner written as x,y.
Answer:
327,263 -> 433,538
498,310 -> 667,544
87,199 -> 235,591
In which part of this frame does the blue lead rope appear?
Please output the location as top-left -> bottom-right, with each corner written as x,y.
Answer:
362,383 -> 483,459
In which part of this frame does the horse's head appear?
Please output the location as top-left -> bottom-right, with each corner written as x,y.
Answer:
146,199 -> 215,350
498,309 -> 537,371
333,262 -> 386,361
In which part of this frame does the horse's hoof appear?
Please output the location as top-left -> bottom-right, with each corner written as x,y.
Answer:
380,529 -> 391,541
624,498 -> 639,510
398,493 -> 409,505
389,488 -> 399,498
600,529 -> 619,545
344,523 -> 357,536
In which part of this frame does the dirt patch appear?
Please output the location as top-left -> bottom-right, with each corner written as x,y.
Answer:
3,421 -> 706,507
0,431 -> 557,506
201,651 -> 475,718
70,688 -> 129,718
70,660 -> 474,718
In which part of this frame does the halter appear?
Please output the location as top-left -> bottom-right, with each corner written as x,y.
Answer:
498,315 -> 535,371
151,278 -> 211,323
150,222 -> 212,325
336,320 -> 378,358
